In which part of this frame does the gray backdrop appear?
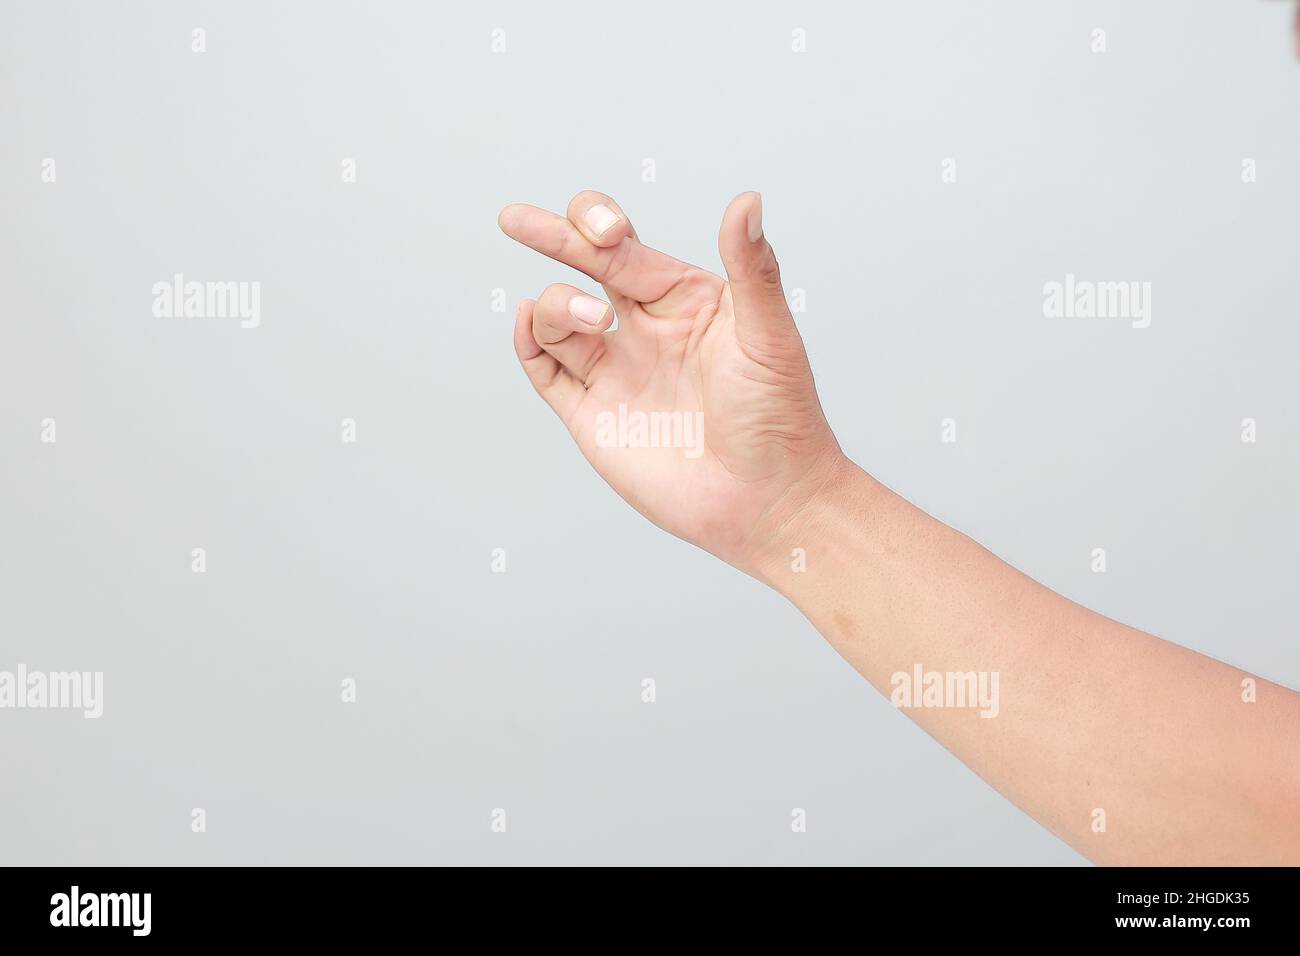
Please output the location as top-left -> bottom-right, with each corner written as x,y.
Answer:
2,0 -> 1297,865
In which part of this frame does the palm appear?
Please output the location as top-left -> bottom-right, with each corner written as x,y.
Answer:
500,191 -> 838,566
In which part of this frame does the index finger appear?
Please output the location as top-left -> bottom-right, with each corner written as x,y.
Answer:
497,202 -> 688,305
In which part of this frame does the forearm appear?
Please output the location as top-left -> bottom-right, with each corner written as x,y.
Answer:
754,457 -> 1300,865
500,187 -> 1298,863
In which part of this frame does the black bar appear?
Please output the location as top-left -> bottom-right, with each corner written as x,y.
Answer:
0,866 -> 1293,941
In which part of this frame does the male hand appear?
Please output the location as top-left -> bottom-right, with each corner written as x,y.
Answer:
499,190 -> 846,572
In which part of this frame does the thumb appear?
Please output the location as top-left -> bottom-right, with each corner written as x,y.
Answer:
718,192 -> 797,348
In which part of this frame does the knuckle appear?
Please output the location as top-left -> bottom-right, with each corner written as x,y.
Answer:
754,251 -> 783,287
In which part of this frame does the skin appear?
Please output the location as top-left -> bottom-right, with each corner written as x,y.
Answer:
499,190 -> 1300,865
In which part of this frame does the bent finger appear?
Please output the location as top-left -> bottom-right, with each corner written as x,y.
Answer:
514,299 -> 585,423
530,282 -> 612,386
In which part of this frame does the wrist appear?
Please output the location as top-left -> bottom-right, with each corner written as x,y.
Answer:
739,452 -> 886,591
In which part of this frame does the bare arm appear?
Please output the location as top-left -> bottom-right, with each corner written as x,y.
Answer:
499,189 -> 1300,865
755,457 -> 1300,864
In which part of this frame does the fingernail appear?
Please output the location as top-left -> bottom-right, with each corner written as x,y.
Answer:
584,203 -> 621,238
746,193 -> 763,242
568,294 -> 610,327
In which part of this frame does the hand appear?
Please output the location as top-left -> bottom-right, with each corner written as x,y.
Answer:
498,190 -> 846,573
